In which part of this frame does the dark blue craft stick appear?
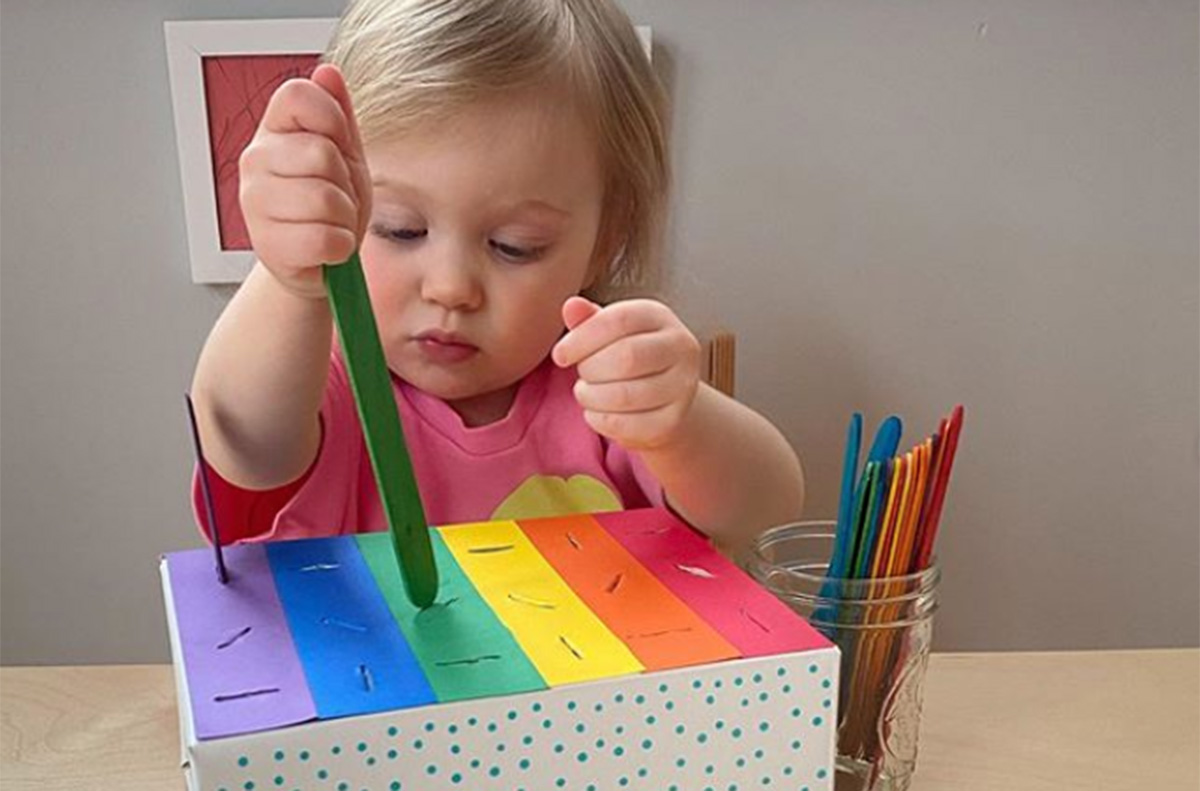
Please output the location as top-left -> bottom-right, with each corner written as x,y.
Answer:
185,393 -> 228,585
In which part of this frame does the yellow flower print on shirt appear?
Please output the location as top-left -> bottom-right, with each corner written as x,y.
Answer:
490,474 -> 623,521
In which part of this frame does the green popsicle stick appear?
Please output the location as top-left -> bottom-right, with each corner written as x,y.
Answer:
324,251 -> 438,607
356,532 -> 546,700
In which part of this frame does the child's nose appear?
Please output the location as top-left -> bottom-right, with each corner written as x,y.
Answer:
420,246 -> 483,310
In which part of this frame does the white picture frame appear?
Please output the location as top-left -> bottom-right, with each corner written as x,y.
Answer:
165,18 -> 337,283
165,19 -> 650,284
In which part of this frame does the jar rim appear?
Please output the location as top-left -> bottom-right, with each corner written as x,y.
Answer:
748,520 -> 940,587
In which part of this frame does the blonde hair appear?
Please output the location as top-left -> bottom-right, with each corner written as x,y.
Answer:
324,0 -> 669,301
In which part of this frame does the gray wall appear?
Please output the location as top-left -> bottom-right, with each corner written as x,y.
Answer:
2,0 -> 1196,665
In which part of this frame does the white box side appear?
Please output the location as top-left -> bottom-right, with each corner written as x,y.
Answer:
183,647 -> 838,791
160,558 -> 202,791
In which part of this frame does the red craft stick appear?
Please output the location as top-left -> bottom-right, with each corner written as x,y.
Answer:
915,405 -> 964,570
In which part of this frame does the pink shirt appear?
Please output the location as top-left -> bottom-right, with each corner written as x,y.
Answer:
194,353 -> 662,543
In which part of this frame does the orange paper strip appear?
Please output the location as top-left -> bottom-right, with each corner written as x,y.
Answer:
519,514 -> 741,670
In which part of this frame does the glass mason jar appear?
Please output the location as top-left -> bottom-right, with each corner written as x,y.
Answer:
742,521 -> 940,791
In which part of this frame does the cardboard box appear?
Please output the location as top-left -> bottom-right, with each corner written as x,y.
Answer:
161,509 -> 839,791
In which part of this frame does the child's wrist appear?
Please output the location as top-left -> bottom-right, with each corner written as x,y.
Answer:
255,260 -> 332,306
633,379 -> 708,456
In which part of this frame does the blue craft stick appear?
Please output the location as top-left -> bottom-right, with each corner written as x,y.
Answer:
819,415 -> 895,625
816,459 -> 879,625
828,413 -> 862,578
866,415 -> 902,465
831,457 -> 875,579
837,416 -> 899,578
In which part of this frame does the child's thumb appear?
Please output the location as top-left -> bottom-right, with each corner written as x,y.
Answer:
562,295 -> 601,331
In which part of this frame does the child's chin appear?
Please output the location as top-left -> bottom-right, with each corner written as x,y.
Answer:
399,365 -> 509,402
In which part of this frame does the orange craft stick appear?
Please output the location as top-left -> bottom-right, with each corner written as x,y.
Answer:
883,452 -> 917,577
870,456 -> 906,579
903,441 -> 933,573
903,443 -> 932,571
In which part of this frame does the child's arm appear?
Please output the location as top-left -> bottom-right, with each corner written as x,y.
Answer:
634,383 -> 804,555
191,65 -> 371,489
553,297 -> 804,555
191,264 -> 332,488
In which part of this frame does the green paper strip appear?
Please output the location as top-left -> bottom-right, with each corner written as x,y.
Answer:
325,253 -> 437,606
355,532 -> 547,701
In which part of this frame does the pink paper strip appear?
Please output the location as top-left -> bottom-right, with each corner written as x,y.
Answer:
165,544 -> 317,739
593,509 -> 831,656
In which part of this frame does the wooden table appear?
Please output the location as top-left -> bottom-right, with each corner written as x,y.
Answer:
2,650 -> 1197,790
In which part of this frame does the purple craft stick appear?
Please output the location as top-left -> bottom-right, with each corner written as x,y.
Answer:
166,543 -> 317,739
185,393 -> 228,584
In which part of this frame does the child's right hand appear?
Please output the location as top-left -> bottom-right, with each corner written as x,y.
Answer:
238,64 -> 372,300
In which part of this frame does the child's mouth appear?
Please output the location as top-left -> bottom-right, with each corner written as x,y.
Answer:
414,330 -> 479,363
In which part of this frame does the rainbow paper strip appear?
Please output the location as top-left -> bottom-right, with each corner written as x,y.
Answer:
164,508 -> 830,740
519,514 -> 739,670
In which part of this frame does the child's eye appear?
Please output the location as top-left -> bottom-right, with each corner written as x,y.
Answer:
372,224 -> 427,244
489,239 -> 546,263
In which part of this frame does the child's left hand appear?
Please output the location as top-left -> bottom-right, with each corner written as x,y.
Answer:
552,296 -> 702,450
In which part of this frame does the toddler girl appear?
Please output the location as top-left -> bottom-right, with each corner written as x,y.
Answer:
190,0 -> 804,555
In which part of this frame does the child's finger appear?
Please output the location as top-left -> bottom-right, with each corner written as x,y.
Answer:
562,295 -> 602,331
574,333 -> 677,384
254,222 -> 358,274
572,369 -> 679,414
259,176 -> 359,231
582,405 -> 681,450
552,296 -> 601,366
254,132 -> 354,194
261,79 -> 357,163
553,298 -> 667,368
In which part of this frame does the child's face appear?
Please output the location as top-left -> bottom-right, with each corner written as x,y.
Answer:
360,89 -> 605,421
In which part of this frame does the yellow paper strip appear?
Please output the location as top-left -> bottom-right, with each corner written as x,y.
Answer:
439,520 -> 644,686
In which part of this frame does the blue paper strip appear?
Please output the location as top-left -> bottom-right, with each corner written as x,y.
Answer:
266,537 -> 436,718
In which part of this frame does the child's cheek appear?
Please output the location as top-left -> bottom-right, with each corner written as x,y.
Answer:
359,242 -> 408,301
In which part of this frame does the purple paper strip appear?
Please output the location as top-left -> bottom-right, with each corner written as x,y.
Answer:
166,544 -> 317,739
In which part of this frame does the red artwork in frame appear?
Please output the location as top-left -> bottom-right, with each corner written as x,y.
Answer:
201,54 -> 320,251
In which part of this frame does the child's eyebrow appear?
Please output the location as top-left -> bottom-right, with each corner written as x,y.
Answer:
504,199 -> 572,220
370,175 -> 573,221
370,175 -> 424,199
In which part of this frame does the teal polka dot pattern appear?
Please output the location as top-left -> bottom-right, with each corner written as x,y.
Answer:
199,656 -> 835,790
